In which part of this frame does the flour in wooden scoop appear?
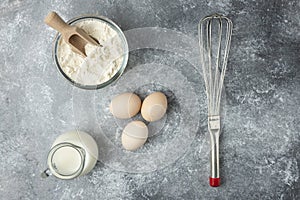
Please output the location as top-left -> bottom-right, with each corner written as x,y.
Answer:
57,19 -> 124,85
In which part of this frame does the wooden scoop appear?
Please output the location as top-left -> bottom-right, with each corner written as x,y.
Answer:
44,11 -> 99,57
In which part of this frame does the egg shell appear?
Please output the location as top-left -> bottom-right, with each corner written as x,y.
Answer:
109,93 -> 141,119
141,92 -> 168,122
121,121 -> 148,151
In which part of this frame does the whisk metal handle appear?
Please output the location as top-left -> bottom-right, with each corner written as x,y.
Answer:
208,115 -> 221,187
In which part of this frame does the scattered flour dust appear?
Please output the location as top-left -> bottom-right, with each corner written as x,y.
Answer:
57,19 -> 124,85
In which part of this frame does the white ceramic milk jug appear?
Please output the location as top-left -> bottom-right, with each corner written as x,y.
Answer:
41,130 -> 98,179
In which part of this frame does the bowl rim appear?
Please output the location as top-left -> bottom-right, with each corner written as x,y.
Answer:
52,15 -> 129,90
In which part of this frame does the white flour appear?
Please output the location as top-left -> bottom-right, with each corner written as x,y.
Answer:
57,19 -> 124,85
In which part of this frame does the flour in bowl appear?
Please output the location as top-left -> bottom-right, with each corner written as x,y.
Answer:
57,19 -> 124,86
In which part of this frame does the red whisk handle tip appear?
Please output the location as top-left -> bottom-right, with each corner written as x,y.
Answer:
209,177 -> 221,187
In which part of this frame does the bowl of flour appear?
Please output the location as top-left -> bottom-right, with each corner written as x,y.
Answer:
53,15 -> 129,89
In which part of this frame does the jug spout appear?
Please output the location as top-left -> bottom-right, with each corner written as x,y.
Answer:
41,168 -> 51,178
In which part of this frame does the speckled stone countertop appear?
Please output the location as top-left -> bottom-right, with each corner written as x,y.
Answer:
0,0 -> 299,199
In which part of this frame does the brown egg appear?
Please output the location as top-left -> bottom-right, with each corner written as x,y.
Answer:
141,92 -> 168,122
109,93 -> 141,119
121,121 -> 148,151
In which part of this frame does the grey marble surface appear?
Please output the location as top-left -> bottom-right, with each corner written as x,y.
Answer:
0,0 -> 299,199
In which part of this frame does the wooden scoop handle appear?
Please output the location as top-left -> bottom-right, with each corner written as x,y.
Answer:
44,11 -> 69,33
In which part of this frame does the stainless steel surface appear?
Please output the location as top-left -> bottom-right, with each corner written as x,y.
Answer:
208,115 -> 220,178
198,14 -> 233,181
